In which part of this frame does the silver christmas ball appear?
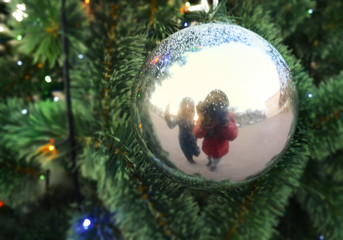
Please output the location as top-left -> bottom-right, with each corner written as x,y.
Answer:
132,23 -> 297,188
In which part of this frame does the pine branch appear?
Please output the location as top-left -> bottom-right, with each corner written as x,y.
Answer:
0,145 -> 43,208
0,185 -> 75,240
7,0 -> 88,68
296,160 -> 343,239
309,71 -> 343,160
1,99 -> 98,161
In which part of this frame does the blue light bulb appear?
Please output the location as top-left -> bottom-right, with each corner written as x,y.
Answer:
83,218 -> 91,229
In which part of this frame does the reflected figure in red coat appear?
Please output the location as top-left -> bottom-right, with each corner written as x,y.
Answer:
193,90 -> 238,171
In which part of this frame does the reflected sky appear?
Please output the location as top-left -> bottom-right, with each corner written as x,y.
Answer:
150,42 -> 280,115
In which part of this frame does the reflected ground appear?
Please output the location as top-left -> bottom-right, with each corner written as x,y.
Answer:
150,108 -> 293,182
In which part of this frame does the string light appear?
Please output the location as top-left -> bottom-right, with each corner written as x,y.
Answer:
0,201 -> 4,208
17,60 -> 23,66
53,96 -> 59,102
16,35 -> 23,40
37,139 -> 57,162
307,93 -> 313,98
0,26 -> 4,32
183,22 -> 189,27
12,4 -> 28,22
12,12 -> 23,22
83,218 -> 91,229
48,145 -> 55,151
319,235 -> 325,240
4,0 -> 11,3
40,175 -> 45,180
186,0 -> 219,13
85,0 -> 90,4
16,3 -> 26,11
308,9 -> 314,14
21,109 -> 28,115
78,54 -> 84,59
45,75 -> 52,83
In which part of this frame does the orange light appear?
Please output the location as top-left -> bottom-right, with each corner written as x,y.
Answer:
0,201 -> 4,208
153,57 -> 159,63
85,0 -> 90,4
37,139 -> 57,162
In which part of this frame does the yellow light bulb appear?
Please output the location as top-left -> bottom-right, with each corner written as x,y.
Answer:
48,145 -> 55,151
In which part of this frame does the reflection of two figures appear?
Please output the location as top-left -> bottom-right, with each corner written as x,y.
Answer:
165,90 -> 238,171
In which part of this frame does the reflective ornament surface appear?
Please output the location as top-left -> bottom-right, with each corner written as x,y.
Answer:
132,23 -> 297,187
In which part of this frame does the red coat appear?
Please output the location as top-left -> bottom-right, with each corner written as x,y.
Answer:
193,112 -> 238,158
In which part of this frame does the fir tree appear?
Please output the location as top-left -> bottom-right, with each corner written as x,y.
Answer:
0,0 -> 342,239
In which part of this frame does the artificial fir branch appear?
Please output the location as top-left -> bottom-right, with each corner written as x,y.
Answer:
149,0 -> 156,28
320,149 -> 343,182
225,179 -> 261,239
101,3 -> 118,130
7,0 -> 88,68
0,55 -> 44,101
309,71 -> 343,160
296,161 -> 343,239
0,146 -> 43,208
0,185 -> 75,240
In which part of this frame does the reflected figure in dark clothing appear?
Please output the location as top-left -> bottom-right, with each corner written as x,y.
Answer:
194,90 -> 238,171
165,98 -> 200,164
